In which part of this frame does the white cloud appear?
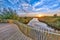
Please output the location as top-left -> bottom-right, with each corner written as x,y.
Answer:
33,0 -> 45,7
32,0 -> 60,12
32,5 -> 50,12
32,7 -> 36,10
33,2 -> 41,7
22,3 -> 28,6
21,3 -> 31,7
8,0 -> 19,4
53,4 -> 58,6
35,7 -> 50,11
20,3 -> 33,12
51,3 -> 59,8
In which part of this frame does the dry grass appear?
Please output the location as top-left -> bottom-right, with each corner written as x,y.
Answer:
38,16 -> 60,30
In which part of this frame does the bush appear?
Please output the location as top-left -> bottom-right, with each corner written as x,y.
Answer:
0,8 -> 19,20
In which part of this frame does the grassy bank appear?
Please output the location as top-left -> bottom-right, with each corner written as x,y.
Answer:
18,17 -> 33,24
18,16 -> 60,30
38,16 -> 60,30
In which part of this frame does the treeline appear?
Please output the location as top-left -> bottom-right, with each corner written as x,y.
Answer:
0,8 -> 32,24
0,8 -> 19,20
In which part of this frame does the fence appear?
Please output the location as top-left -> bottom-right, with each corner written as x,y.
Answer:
0,19 -> 60,40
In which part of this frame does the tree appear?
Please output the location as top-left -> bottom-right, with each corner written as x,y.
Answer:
54,14 -> 57,17
0,7 -> 19,20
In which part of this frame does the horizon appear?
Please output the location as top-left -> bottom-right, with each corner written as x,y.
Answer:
18,13 -> 60,17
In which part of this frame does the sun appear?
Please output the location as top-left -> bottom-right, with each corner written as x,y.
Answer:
37,14 -> 44,17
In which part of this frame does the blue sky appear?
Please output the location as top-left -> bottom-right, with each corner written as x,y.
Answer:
0,0 -> 60,14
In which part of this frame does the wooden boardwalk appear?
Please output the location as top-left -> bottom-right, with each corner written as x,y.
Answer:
0,23 -> 32,40
0,22 -> 60,40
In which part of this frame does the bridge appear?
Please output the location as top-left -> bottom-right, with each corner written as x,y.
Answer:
0,19 -> 60,40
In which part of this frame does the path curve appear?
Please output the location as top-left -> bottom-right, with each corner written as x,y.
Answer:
0,23 -> 32,40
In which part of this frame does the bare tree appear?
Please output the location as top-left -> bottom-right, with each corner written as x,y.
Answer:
54,14 -> 57,17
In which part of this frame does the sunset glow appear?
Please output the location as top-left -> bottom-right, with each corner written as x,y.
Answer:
36,14 -> 44,17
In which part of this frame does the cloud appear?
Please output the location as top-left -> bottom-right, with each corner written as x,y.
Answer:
22,3 -> 30,7
32,0 -> 60,13
51,4 -> 59,7
33,0 -> 44,7
1,0 -> 60,13
33,7 -> 51,12
20,3 -> 33,12
33,2 -> 41,7
8,0 -> 19,4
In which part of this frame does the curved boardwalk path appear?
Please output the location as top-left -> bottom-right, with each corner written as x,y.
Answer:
0,23 -> 32,40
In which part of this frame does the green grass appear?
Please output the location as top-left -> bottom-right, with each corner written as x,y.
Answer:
18,17 -> 33,24
38,16 -> 60,30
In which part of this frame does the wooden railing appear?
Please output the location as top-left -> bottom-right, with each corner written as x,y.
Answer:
0,19 -> 60,40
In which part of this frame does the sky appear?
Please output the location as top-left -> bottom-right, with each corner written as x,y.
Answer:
0,0 -> 60,15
